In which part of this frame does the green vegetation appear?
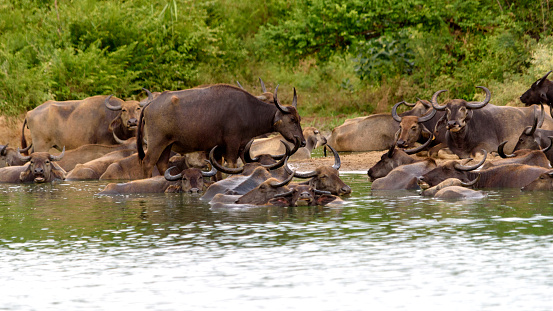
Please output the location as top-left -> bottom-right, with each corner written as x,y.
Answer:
1,0 -> 552,129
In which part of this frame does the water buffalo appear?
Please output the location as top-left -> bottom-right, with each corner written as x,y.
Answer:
268,185 -> 338,207
520,169 -> 553,191
137,84 -> 305,178
249,127 -> 327,161
0,144 -> 31,167
327,100 -> 434,152
433,186 -> 486,199
419,176 -> 480,197
22,95 -> 144,152
520,71 -> 553,106
512,108 -> 553,164
431,86 -> 551,157
65,149 -> 136,181
370,158 -> 437,190
231,173 -> 295,205
391,100 -> 437,149
0,148 -> 66,183
483,140 -> 552,169
367,133 -> 434,181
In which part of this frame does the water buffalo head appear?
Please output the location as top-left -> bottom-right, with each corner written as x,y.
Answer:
0,143 -> 31,167
431,86 -> 491,133
418,150 -> 487,187
392,100 -> 436,148
520,71 -> 553,106
303,127 -> 327,149
164,161 -> 217,194
521,170 -> 553,191
513,105 -> 548,152
269,184 -> 337,207
105,95 -> 143,134
419,175 -> 480,197
17,147 -> 66,183
235,173 -> 295,205
272,85 -> 306,148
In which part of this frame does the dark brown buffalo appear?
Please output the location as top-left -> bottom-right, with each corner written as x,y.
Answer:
22,95 -> 144,152
520,169 -> 553,191
512,108 -> 553,164
268,185 -> 338,207
137,84 -> 305,178
370,158 -> 438,190
235,173 -> 295,205
0,144 -> 31,167
367,133 -> 434,181
98,165 -> 216,195
431,87 -> 548,158
0,149 -> 66,183
520,71 -> 553,106
65,149 -> 136,181
483,140 -> 552,169
201,165 -> 276,202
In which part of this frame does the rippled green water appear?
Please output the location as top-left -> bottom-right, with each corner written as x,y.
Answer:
1,174 -> 553,310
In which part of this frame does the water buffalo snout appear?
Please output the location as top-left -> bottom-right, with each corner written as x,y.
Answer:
299,191 -> 312,199
396,139 -> 407,148
34,167 -> 44,174
188,188 -> 201,194
127,119 -> 138,127
340,185 -> 352,195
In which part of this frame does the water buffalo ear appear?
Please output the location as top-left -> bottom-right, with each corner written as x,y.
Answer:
109,117 -> 122,132
268,197 -> 291,207
540,92 -> 548,102
316,194 -> 337,206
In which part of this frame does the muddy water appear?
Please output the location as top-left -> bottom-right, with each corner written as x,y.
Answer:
1,174 -> 553,310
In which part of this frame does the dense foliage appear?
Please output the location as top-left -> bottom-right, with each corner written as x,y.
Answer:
1,0 -> 552,125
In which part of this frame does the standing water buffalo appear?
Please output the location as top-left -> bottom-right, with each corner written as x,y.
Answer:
137,84 -> 306,178
22,95 -> 144,152
0,148 -> 66,183
520,71 -> 553,106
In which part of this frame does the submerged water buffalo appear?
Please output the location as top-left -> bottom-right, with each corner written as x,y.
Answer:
65,149 -> 136,181
520,169 -> 553,191
520,71 -> 553,106
22,95 -> 144,152
137,84 -> 305,178
431,87 -> 550,158
268,184 -> 338,207
419,176 -> 480,197
0,148 -> 66,183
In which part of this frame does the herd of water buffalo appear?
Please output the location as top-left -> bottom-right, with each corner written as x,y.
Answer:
2,72 -> 553,205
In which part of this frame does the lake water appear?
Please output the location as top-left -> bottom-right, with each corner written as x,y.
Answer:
1,173 -> 553,310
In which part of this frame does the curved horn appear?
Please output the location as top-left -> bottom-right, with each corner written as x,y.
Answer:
259,77 -> 267,93
541,137 -> 553,153
431,89 -> 448,110
0,144 -> 8,156
537,104 -> 545,129
19,143 -> 32,154
273,84 -> 292,114
243,139 -> 259,163
326,144 -> 341,170
314,189 -> 332,195
537,70 -> 553,86
453,150 -> 487,171
104,95 -> 122,111
525,111 -> 539,136
112,131 -> 127,144
236,81 -> 245,90
201,160 -> 218,177
164,166 -> 183,181
261,141 -> 290,170
404,128 -> 433,154
461,174 -> 480,187
283,157 -> 317,179
141,88 -> 153,107
391,101 -> 406,122
48,146 -> 65,162
273,189 -> 294,198
466,86 -> 491,109
208,146 -> 244,174
292,87 -> 297,108
497,141 -> 516,158
269,171 -> 295,188
417,108 -> 437,122
16,148 -> 31,163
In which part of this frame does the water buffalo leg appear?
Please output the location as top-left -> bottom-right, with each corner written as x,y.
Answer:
155,144 -> 173,178
141,142 -> 170,178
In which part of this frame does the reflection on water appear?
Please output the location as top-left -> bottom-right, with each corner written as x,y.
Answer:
1,175 -> 553,310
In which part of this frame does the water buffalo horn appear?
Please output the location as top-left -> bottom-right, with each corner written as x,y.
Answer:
537,70 -> 553,86
112,131 -> 127,144
461,174 -> 480,187
391,101 -> 406,122
48,146 -> 65,161
19,143 -> 32,153
524,112 -> 539,135
0,144 -> 8,156
386,144 -> 396,158
537,104 -> 545,129
453,150 -> 487,171
328,144 -> 341,170
201,160 -> 218,177
16,148 -> 31,163
243,139 -> 259,163
140,88 -> 154,108
259,77 -> 267,93
208,146 -> 244,174
466,86 -> 491,109
431,89 -> 448,110
269,170 -> 295,188
262,142 -> 290,170
405,128 -> 433,154
273,84 -> 292,114
164,166 -> 183,181
314,189 -> 331,195
104,95 -> 122,111
236,81 -> 245,90
273,189 -> 294,198
292,88 -> 297,108
417,108 -> 437,122
497,141 -> 516,158
541,137 -> 553,153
